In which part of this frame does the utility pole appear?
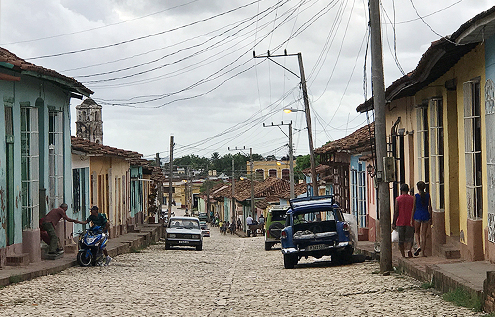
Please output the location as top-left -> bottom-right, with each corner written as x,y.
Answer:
229,146 -> 249,230
167,136 -> 174,220
370,0 -> 392,273
231,156 -> 235,222
263,121 -> 295,199
206,163 -> 211,223
250,148 -> 255,222
155,153 -> 163,222
254,51 -> 317,196
297,53 -> 318,196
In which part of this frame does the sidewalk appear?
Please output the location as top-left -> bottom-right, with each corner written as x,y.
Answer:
235,228 -> 495,308
355,241 -> 495,300
0,224 -> 163,287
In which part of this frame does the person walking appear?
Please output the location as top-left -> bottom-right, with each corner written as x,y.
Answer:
40,203 -> 85,254
412,181 -> 432,257
392,184 -> 415,258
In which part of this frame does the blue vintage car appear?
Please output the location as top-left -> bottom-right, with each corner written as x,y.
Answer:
280,195 -> 354,269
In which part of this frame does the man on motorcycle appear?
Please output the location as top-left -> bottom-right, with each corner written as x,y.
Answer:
80,206 -> 112,265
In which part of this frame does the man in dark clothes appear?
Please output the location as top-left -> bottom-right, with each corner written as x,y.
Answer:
40,203 -> 85,254
80,206 -> 112,265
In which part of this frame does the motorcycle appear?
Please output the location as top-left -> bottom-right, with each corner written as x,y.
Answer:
76,226 -> 108,267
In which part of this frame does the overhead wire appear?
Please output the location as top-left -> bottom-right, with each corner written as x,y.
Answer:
26,0 -> 264,60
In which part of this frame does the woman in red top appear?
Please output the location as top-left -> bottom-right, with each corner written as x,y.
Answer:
392,184 -> 415,257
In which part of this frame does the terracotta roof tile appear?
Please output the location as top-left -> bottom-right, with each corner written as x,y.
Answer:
315,122 -> 374,155
0,47 -> 92,96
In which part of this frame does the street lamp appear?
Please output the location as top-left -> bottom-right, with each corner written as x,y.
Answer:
283,107 -> 318,196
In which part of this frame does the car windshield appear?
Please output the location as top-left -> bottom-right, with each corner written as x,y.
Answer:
292,210 -> 339,223
271,210 -> 287,221
170,220 -> 200,229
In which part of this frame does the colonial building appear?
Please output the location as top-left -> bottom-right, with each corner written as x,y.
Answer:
0,47 -> 92,266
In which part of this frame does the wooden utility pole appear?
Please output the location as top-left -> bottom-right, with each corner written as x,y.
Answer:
297,53 -> 318,196
250,148 -> 255,220
254,51 -> 317,196
231,156 -> 235,222
263,121 -> 295,199
155,153 -> 163,222
206,163 -> 211,222
167,136 -> 174,220
370,0 -> 392,273
289,122 -> 294,199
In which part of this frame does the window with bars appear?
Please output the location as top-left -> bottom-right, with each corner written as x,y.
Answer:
417,106 -> 430,191
429,98 -> 445,210
485,78 -> 495,243
464,79 -> 483,219
21,106 -> 39,229
255,169 -> 264,181
48,111 -> 64,209
281,169 -> 289,181
73,167 -> 88,219
351,169 -> 358,219
357,163 -> 367,228
268,169 -> 277,178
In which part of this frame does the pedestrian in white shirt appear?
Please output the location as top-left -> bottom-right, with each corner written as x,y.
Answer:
246,215 -> 253,225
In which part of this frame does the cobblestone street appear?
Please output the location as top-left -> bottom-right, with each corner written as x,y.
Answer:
0,229 -> 486,317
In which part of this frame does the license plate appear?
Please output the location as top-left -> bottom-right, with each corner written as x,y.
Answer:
178,240 -> 188,244
307,244 -> 327,251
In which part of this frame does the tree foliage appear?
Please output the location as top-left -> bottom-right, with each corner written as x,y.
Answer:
174,152 -> 266,176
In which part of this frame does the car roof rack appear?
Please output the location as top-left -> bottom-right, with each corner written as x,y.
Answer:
289,195 -> 334,210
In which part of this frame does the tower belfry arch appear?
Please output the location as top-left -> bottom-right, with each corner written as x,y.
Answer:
76,98 -> 103,144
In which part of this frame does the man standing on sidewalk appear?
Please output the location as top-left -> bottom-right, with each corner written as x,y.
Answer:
392,184 -> 415,258
40,203 -> 85,254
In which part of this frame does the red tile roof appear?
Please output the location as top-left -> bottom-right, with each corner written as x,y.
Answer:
71,136 -> 141,159
0,47 -> 92,96
315,122 -> 374,155
71,136 -> 166,182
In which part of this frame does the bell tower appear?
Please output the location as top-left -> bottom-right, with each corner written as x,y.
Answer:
75,98 -> 103,144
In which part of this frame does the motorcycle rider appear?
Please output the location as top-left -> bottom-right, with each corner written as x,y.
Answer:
80,206 -> 112,265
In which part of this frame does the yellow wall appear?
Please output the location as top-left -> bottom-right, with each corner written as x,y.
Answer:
416,45 -> 484,247
383,44 -> 486,252
250,160 -> 295,179
89,156 -> 130,230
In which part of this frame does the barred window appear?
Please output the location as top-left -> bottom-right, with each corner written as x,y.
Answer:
464,79 -> 482,219
21,106 -> 39,229
429,98 -> 445,210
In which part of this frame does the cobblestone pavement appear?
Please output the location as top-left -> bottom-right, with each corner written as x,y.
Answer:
0,230 -> 486,317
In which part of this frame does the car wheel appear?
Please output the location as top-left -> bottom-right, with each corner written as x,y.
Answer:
265,242 -> 272,251
196,244 -> 203,251
283,253 -> 297,269
165,242 -> 171,250
268,222 -> 284,239
342,247 -> 354,263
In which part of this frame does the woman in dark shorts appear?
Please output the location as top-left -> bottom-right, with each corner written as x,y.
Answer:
412,181 -> 432,257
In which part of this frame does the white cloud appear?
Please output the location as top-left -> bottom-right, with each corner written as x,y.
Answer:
3,0 -> 493,158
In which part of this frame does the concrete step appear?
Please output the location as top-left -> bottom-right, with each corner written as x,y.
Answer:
442,245 -> 461,259
6,253 -> 30,266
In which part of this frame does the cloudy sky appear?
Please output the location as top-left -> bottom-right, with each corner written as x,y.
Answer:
1,0 -> 492,161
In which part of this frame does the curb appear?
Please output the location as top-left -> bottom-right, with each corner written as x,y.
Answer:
0,225 -> 161,288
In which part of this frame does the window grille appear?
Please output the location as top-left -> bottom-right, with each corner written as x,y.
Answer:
429,98 -> 445,210
485,78 -> 495,242
357,163 -> 367,228
48,111 -> 64,209
464,80 -> 483,219
21,106 -> 39,229
417,106 -> 430,191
